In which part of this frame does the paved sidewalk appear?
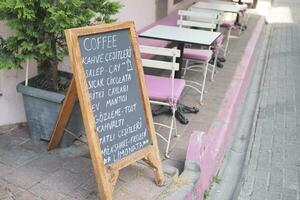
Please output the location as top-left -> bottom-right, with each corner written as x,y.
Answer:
0,12 -> 262,200
236,0 -> 300,199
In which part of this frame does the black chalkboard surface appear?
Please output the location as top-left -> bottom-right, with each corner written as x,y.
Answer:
78,29 -> 150,165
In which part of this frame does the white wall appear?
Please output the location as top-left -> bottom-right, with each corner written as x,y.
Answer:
0,0 -> 194,126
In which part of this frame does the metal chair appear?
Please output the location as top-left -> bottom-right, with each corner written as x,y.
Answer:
189,6 -> 231,58
140,45 -> 183,157
177,9 -> 221,104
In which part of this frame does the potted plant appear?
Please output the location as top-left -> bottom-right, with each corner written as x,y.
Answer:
0,1 -> 121,146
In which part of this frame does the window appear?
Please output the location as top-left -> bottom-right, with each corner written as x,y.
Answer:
173,0 -> 183,4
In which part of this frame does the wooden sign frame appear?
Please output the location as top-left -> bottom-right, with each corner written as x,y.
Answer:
48,22 -> 164,200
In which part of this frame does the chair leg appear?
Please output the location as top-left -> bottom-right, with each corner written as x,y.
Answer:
164,107 -> 179,158
210,53 -> 218,81
173,109 -> 179,138
164,115 -> 174,158
200,61 -> 209,104
224,28 -> 232,58
165,108 -> 175,158
183,59 -> 189,78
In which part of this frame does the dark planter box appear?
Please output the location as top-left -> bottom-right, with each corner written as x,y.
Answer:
16,74 -> 84,147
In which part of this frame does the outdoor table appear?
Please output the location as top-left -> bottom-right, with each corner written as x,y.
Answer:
190,1 -> 248,32
233,0 -> 253,4
190,1 -> 241,13
139,25 -> 221,124
139,25 -> 221,78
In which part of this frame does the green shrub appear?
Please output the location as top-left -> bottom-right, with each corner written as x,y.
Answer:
0,0 -> 121,91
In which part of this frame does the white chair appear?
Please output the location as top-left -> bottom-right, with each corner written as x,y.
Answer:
140,45 -> 183,158
177,9 -> 221,104
219,12 -> 236,56
189,7 -> 231,58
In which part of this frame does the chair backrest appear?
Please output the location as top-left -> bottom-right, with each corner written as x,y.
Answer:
139,45 -> 181,104
140,45 -> 180,74
177,9 -> 221,31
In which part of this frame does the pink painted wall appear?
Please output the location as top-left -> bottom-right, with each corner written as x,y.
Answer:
0,65 -> 37,126
0,22 -> 38,126
116,0 -> 195,31
116,0 -> 157,31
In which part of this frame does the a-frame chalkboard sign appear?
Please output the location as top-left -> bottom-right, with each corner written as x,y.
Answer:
48,22 -> 165,199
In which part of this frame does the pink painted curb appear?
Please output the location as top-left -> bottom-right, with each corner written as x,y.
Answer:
184,16 -> 266,200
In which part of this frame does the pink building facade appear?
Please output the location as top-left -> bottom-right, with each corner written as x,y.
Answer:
0,0 -> 195,126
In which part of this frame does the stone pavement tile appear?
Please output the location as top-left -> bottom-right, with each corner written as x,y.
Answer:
162,159 -> 184,174
16,191 -> 41,200
251,183 -> 267,200
0,178 -> 26,199
29,183 -> 66,200
285,114 -> 297,130
130,162 -> 179,181
119,163 -> 143,182
282,188 -> 297,200
283,168 -> 298,190
0,124 -> 27,135
113,162 -> 178,199
238,176 -> 254,199
25,153 -> 64,174
71,186 -> 102,200
0,183 -> 10,200
285,128 -> 300,145
0,147 -> 39,168
269,167 -> 284,189
267,186 -> 283,200
271,155 -> 285,169
254,177 -> 268,191
18,140 -> 48,154
261,118 -> 274,137
285,144 -> 300,155
256,150 -> 271,171
284,148 -> 300,168
9,123 -> 30,134
0,132 -> 29,149
61,194 -> 98,200
80,174 -> 125,199
113,187 -> 144,200
168,143 -> 187,161
259,135 -> 273,151
272,130 -> 285,148
84,194 -> 100,200
80,175 -> 98,192
171,129 -> 192,150
55,142 -> 90,158
0,163 -> 12,178
121,173 -> 173,200
40,169 -> 88,197
253,169 -> 269,184
285,99 -> 296,114
62,156 -> 94,176
3,164 -> 49,189
275,101 -> 285,116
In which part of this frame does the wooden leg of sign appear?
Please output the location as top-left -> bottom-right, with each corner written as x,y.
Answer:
143,151 -> 165,186
48,78 -> 78,150
109,170 -> 119,191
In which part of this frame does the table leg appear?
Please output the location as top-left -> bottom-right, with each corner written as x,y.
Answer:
175,42 -> 185,78
152,104 -> 199,125
152,42 -> 199,124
